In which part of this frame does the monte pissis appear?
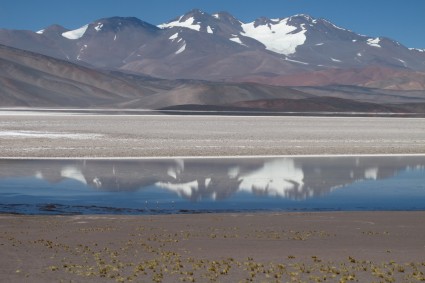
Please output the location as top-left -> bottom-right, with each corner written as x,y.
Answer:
0,9 -> 424,111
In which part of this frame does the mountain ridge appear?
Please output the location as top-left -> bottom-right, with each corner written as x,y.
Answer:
0,10 -> 424,111
1,9 -> 424,79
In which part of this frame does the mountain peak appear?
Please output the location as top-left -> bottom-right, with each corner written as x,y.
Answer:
290,14 -> 314,20
60,17 -> 159,40
158,9 -> 230,33
36,24 -> 69,36
212,11 -> 242,25
249,14 -> 316,27
158,10 -> 208,31
91,17 -> 159,31
2,9 -> 425,83
166,9 -> 212,22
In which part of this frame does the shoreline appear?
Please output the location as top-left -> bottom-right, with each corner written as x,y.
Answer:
1,212 -> 424,282
0,152 -> 425,160
1,108 -> 425,117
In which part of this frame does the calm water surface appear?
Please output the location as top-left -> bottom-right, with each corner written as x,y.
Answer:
0,156 -> 424,214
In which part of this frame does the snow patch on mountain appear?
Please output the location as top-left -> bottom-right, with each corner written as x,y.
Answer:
158,16 -> 201,31
285,58 -> 309,65
94,23 -> 103,32
62,24 -> 89,40
409,48 -> 425,53
331,58 -> 342,62
291,14 -> 314,21
229,36 -> 246,46
36,29 -> 45,34
396,58 -> 407,67
176,42 -> 186,54
169,33 -> 179,40
76,44 -> 88,61
367,37 -> 382,48
207,26 -> 213,34
241,18 -> 306,55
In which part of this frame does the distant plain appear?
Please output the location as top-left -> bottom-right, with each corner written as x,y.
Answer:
0,111 -> 424,158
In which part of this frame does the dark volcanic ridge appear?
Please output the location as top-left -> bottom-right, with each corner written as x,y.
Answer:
160,97 -> 425,115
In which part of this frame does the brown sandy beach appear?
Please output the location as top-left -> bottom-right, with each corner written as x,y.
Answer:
1,212 -> 425,282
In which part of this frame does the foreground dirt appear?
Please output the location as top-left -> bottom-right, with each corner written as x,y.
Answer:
0,114 -> 425,158
1,212 -> 424,282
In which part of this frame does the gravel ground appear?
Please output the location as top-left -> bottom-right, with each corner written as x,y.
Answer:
0,113 -> 425,158
1,212 -> 425,282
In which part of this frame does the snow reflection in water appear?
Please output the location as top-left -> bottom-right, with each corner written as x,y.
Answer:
0,156 -> 424,214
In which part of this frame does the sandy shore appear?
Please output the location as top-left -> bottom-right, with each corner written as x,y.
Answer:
0,113 -> 425,158
1,212 -> 424,282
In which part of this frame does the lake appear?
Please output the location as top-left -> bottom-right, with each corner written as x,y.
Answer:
0,156 -> 424,215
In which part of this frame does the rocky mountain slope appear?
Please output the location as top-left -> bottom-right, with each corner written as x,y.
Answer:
1,10 -> 424,84
2,43 -> 424,113
0,44 -> 313,108
0,9 -> 424,111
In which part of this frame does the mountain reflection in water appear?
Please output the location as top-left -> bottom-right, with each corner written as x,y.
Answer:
0,156 -> 424,203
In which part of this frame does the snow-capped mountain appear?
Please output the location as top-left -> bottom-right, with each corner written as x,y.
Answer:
34,17 -> 160,67
0,9 -> 424,89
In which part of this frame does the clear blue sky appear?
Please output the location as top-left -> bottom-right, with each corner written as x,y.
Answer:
1,0 -> 424,48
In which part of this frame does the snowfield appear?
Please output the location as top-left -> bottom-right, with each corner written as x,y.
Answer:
367,37 -> 382,48
159,16 -> 201,31
241,18 -> 307,55
62,24 -> 89,40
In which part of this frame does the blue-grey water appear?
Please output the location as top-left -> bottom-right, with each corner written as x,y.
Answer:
0,156 -> 424,215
